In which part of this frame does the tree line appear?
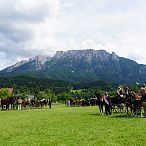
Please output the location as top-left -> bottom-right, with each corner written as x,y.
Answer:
0,75 -> 141,101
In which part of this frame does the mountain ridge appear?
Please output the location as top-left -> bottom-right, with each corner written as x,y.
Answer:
0,49 -> 146,83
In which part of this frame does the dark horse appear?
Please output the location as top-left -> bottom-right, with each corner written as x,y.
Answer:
95,92 -> 103,114
1,97 -> 16,110
9,97 -> 16,109
110,96 -> 125,113
1,98 -> 10,110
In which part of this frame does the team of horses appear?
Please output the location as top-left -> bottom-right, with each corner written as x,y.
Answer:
96,91 -> 143,116
68,91 -> 143,116
0,90 -> 144,117
68,98 -> 97,107
0,97 -> 49,110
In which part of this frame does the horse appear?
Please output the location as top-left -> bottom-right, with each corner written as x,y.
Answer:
90,98 -> 97,106
40,99 -> 48,108
70,98 -> 76,106
9,97 -> 16,110
95,92 -> 103,114
110,96 -> 125,113
22,99 -> 29,110
128,91 -> 142,116
85,99 -> 90,106
1,98 -> 10,110
79,99 -> 86,106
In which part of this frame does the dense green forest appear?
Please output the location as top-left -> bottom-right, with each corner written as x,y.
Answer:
0,75 -> 140,101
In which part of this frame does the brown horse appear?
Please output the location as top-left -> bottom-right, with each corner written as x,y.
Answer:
127,91 -> 142,116
40,99 -> 48,108
22,99 -> 29,109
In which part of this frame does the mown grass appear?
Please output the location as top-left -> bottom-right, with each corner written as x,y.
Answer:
0,105 -> 146,146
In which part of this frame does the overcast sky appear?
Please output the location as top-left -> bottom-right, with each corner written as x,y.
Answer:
0,0 -> 146,70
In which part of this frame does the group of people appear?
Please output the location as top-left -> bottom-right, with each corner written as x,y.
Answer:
96,84 -> 146,117
12,97 -> 52,110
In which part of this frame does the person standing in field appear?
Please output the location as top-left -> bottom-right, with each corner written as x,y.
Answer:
18,97 -> 22,110
116,87 -> 124,105
141,84 -> 146,117
48,98 -> 52,109
140,84 -> 146,100
67,100 -> 70,107
103,92 -> 111,116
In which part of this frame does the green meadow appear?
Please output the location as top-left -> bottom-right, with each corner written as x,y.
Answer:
0,105 -> 146,146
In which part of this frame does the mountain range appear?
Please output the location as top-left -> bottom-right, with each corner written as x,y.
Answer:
0,49 -> 146,83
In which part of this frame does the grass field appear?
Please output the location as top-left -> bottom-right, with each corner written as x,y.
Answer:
0,105 -> 146,146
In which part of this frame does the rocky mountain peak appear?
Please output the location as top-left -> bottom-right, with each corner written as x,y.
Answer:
29,55 -> 51,63
95,50 -> 110,61
111,52 -> 119,61
54,49 -> 111,59
53,51 -> 65,59
1,49 -> 146,83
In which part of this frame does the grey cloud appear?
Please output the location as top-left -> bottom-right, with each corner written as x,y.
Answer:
0,0 -> 55,63
0,1 -> 51,23
0,22 -> 34,43
0,0 -> 146,70
0,46 -> 45,70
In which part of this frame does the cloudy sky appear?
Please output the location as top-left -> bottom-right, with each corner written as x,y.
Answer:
0,0 -> 146,70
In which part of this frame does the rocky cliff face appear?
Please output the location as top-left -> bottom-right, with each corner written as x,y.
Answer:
0,55 -> 51,74
0,49 -> 146,83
